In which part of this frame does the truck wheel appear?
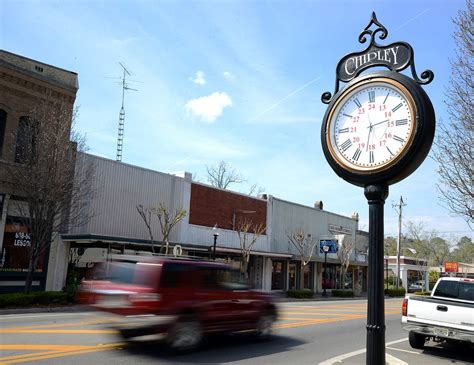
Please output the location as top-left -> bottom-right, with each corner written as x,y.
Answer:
166,316 -> 202,352
408,331 -> 426,349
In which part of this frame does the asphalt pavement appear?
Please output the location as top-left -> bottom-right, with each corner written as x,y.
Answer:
1,298 -> 472,364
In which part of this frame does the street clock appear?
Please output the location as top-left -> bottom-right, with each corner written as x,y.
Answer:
321,13 -> 435,187
319,12 -> 436,365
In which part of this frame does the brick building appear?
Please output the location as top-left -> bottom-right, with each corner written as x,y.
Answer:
0,50 -> 78,292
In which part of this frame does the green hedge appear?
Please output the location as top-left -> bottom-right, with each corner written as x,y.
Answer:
385,288 -> 406,297
331,290 -> 354,297
413,291 -> 431,296
287,290 -> 314,299
0,291 -> 70,308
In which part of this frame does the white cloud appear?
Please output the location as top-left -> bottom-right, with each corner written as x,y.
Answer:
185,92 -> 232,123
223,71 -> 235,81
190,70 -> 206,85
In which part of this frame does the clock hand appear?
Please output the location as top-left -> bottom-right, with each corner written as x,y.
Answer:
368,119 -> 389,128
366,121 -> 373,152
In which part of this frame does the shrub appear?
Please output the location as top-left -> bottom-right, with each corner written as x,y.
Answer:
0,291 -> 70,308
287,290 -> 314,299
332,290 -> 354,297
385,288 -> 406,297
413,291 -> 431,296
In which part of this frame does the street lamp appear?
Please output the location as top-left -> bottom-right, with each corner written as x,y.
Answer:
212,224 -> 219,260
322,245 -> 330,297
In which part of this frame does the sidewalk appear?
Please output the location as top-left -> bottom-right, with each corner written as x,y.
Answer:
276,293 -> 369,302
0,293 -> 384,315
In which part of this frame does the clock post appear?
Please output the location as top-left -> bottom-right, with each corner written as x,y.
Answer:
364,183 -> 388,364
320,12 -> 435,365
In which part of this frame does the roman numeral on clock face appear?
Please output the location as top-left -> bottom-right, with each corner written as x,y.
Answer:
340,139 -> 352,152
352,148 -> 361,161
393,135 -> 405,143
338,128 -> 349,133
386,146 -> 394,156
369,151 -> 374,164
396,119 -> 408,126
368,91 -> 375,103
354,98 -> 362,108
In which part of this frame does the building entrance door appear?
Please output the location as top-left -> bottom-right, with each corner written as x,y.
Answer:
288,262 -> 297,290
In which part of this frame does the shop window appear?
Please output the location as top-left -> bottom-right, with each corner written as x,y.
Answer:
0,109 -> 6,157
15,116 -> 38,164
303,263 -> 312,289
271,260 -> 285,290
288,262 -> 297,290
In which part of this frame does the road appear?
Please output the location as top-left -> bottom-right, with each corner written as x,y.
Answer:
0,298 -> 472,364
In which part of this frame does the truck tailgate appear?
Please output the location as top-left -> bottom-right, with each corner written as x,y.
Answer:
407,296 -> 474,331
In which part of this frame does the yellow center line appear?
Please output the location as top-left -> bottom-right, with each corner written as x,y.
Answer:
0,318 -> 114,332
0,329 -> 117,334
0,343 -> 123,365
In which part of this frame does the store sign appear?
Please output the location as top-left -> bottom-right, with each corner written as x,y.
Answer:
444,261 -> 459,273
13,232 -> 31,247
0,220 -> 43,273
320,239 -> 338,254
328,224 -> 352,235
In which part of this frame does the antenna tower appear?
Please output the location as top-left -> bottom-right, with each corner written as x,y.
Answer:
116,62 -> 137,162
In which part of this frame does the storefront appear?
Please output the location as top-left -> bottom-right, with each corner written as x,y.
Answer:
0,216 -> 48,292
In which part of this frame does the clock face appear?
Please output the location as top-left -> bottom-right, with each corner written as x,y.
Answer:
326,79 -> 416,172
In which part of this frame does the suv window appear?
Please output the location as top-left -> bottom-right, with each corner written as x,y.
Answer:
199,266 -> 249,290
434,280 -> 474,300
160,262 -> 191,288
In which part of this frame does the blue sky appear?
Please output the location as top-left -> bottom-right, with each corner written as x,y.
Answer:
2,0 -> 472,241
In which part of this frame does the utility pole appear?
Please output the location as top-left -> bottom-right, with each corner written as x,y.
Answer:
392,196 -> 406,289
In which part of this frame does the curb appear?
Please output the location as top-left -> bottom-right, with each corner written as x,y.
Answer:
0,305 -> 91,315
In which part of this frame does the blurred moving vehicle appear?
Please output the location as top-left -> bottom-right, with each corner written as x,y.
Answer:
402,277 -> 474,349
77,256 -> 277,351
408,280 -> 425,292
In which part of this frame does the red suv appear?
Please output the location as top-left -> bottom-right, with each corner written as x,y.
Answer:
77,256 -> 278,351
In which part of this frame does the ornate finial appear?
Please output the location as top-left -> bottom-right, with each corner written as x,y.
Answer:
358,11 -> 388,45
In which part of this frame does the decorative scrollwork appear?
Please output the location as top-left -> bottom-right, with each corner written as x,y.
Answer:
359,11 -> 388,46
321,12 -> 434,104
321,91 -> 332,104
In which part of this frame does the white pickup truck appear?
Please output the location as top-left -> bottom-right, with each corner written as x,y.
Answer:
402,277 -> 474,349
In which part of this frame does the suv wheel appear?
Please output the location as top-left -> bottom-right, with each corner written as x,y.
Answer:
167,316 -> 202,352
256,313 -> 275,339
408,331 -> 426,349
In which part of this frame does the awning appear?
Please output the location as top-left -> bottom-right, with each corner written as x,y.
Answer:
213,246 -> 293,259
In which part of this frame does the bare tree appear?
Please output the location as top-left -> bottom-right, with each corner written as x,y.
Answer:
433,0 -> 474,227
206,160 -> 265,197
6,96 -> 93,293
136,205 -> 156,253
287,228 -> 316,290
236,219 -> 266,279
405,221 -> 451,271
336,236 -> 355,290
206,161 -> 244,189
152,203 -> 187,255
248,183 -> 266,197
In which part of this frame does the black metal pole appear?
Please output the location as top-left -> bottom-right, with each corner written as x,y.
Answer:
213,235 -> 217,260
385,258 -> 389,291
364,183 -> 388,365
323,252 -> 328,297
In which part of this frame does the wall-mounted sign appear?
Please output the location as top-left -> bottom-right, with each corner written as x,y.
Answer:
320,239 -> 338,254
328,224 -> 352,235
444,261 -> 459,273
